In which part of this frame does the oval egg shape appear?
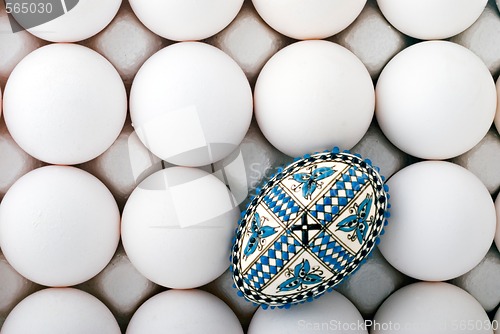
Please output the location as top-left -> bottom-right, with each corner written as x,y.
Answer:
231,149 -> 389,307
8,0 -> 80,32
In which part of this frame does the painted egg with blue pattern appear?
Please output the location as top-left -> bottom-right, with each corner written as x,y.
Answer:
231,149 -> 389,307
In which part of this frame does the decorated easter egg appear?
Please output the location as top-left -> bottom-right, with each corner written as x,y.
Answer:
231,149 -> 389,307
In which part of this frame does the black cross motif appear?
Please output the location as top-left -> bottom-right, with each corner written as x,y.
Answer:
291,212 -> 323,245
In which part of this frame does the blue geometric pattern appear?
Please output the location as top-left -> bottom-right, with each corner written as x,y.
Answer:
244,232 -> 302,290
232,150 -> 389,307
310,166 -> 368,224
263,185 -> 300,223
308,232 -> 354,272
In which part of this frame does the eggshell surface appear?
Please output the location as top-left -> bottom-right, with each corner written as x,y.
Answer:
3,43 -> 127,165
0,166 -> 120,287
248,290 -> 367,334
376,41 -> 496,160
232,150 -> 388,306
121,167 -> 240,289
377,0 -> 488,40
1,288 -> 121,334
373,282 -> 492,334
130,42 -> 252,167
255,40 -> 374,157
251,0 -> 367,40
129,0 -> 244,41
126,290 -> 243,334
379,161 -> 496,281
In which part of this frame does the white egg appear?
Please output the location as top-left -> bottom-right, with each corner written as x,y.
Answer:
251,0 -> 366,40
129,0 -> 244,41
373,282 -> 492,334
378,161 -> 496,281
0,166 -> 120,287
495,193 -> 500,252
121,167 -> 240,289
3,43 -> 127,165
127,290 -> 243,334
255,40 -> 374,157
376,0 -> 488,40
248,290 -> 367,334
130,42 -> 252,167
26,0 -> 121,42
376,41 -> 496,160
1,288 -> 121,334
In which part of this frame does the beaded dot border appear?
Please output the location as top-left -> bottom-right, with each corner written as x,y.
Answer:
230,148 -> 390,309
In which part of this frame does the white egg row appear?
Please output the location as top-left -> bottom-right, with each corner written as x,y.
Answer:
3,0 -> 494,42
1,39 -> 500,164
2,282 -> 500,334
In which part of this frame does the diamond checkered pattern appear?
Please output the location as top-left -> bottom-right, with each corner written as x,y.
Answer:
309,166 -> 367,223
263,185 -> 300,223
234,152 -> 388,306
244,233 -> 302,289
309,232 -> 354,272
